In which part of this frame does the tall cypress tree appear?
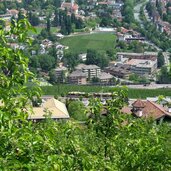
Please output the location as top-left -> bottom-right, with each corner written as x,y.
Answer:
53,9 -> 59,27
46,17 -> 51,33
11,16 -> 16,26
66,15 -> 72,34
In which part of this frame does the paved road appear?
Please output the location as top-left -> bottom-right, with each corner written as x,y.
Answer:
163,52 -> 170,66
134,1 -> 162,52
127,83 -> 171,89
134,3 -> 143,23
134,0 -> 148,26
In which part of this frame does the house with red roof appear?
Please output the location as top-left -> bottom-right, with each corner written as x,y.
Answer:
122,99 -> 171,123
61,0 -> 79,14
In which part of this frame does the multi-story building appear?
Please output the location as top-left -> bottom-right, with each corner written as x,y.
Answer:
68,70 -> 87,85
97,72 -> 113,83
75,64 -> 101,79
116,52 -> 158,76
54,66 -> 68,82
116,52 -> 158,61
104,64 -> 131,79
127,59 -> 157,75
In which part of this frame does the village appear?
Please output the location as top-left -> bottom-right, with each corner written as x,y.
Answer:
0,0 -> 171,122
1,0 -> 171,169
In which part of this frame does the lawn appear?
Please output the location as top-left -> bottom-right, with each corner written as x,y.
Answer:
59,33 -> 116,54
28,26 -> 59,35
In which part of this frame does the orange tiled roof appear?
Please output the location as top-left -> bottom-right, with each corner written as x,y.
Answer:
132,99 -> 146,108
133,100 -> 171,120
61,2 -> 72,8
72,4 -> 79,10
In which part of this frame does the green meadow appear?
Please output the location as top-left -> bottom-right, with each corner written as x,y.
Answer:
28,26 -> 59,35
59,33 -> 116,53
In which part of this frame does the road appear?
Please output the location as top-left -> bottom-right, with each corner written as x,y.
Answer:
127,83 -> 171,89
134,1 -> 162,52
134,3 -> 143,22
134,0 -> 148,27
163,52 -> 170,66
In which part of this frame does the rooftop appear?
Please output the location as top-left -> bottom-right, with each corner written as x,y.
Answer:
117,52 -> 158,56
126,59 -> 154,68
132,100 -> 171,120
28,98 -> 70,120
97,72 -> 113,80
54,66 -> 68,72
76,64 -> 100,70
69,70 -> 87,77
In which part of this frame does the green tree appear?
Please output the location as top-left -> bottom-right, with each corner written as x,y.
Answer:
86,49 -> 109,69
62,52 -> 79,71
28,11 -> 40,26
157,51 -> 164,68
46,16 -> 51,33
157,66 -> 171,83
39,54 -> 55,71
53,0 -> 61,7
10,15 -> 16,26
29,56 -> 40,68
68,100 -> 87,121
49,69 -> 58,84
0,19 -> 171,170
0,19 -> 5,29
53,9 -> 60,27
17,10 -> 25,22
40,28 -> 48,39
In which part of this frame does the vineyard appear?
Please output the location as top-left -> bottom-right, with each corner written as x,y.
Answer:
42,85 -> 171,99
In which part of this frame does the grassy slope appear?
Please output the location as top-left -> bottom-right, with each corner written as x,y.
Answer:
41,85 -> 171,99
59,33 -> 116,54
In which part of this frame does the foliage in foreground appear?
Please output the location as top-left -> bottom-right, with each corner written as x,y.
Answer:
1,89 -> 171,170
0,19 -> 171,170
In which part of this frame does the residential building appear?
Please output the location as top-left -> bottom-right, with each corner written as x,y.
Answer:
61,0 -> 79,14
104,64 -> 131,79
116,52 -> 158,61
78,53 -> 87,61
97,72 -> 113,83
127,59 -> 157,75
116,52 -> 158,76
54,66 -> 68,82
28,97 -> 70,121
75,64 -> 101,79
132,99 -> 171,122
69,70 -> 87,84
121,99 -> 171,122
41,39 -> 53,48
117,32 -> 145,42
7,9 -> 19,18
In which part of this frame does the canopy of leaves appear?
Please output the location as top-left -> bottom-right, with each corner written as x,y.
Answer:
68,100 -> 87,121
86,49 -> 109,69
0,19 -> 171,171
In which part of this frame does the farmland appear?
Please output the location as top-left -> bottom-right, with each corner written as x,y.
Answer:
59,33 -> 116,53
41,85 -> 171,99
